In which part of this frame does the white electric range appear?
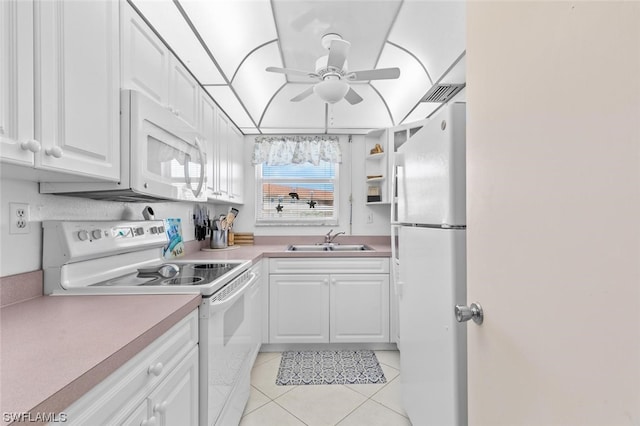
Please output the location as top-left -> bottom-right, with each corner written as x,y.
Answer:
43,220 -> 260,426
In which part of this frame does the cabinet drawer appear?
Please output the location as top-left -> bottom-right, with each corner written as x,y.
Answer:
56,310 -> 198,425
269,257 -> 390,274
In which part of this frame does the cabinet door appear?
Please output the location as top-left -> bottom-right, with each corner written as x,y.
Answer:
200,93 -> 217,197
36,0 -> 120,180
168,57 -> 199,129
330,274 -> 390,343
0,0 -> 35,165
228,125 -> 244,203
121,400 -> 151,426
148,346 -> 199,426
269,274 -> 330,343
121,2 -> 169,105
213,110 -> 230,199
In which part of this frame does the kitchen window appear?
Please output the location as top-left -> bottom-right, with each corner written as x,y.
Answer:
252,136 -> 342,226
255,161 -> 339,225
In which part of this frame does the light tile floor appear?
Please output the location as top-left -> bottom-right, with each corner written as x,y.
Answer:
240,350 -> 412,426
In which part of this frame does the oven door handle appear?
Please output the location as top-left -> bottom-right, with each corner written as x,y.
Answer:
206,272 -> 257,315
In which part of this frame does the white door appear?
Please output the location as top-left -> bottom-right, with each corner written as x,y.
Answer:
466,2 -> 640,425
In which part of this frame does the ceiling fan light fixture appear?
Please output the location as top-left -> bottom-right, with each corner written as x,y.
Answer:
313,78 -> 349,104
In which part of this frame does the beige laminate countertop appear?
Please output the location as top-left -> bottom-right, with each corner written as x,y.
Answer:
0,294 -> 201,424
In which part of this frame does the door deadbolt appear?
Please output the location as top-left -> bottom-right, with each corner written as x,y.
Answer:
455,302 -> 484,325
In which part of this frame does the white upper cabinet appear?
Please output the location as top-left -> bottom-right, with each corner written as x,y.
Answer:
121,2 -> 170,105
0,0 -> 35,166
213,109 -> 230,200
168,58 -> 200,130
122,2 -> 200,130
35,0 -> 120,180
228,125 -> 244,204
1,0 -> 119,180
200,93 -> 217,196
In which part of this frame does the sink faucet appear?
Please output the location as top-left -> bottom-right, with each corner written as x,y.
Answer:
324,229 -> 346,244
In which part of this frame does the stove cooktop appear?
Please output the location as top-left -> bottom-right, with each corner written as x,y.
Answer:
92,263 -> 239,287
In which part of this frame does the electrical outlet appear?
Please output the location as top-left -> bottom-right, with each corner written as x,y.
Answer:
9,203 -> 30,234
367,212 -> 374,224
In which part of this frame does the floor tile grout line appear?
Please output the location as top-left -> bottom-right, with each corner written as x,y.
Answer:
272,398 -> 311,425
368,375 -> 411,419
333,391 -> 372,426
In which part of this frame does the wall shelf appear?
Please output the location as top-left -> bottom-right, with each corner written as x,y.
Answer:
364,128 -> 389,205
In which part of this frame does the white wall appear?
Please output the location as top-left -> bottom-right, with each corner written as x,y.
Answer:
233,135 -> 391,236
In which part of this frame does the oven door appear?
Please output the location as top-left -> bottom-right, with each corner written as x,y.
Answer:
199,271 -> 258,426
129,90 -> 206,202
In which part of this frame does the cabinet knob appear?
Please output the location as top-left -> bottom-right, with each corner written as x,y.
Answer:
147,362 -> 164,376
0,125 -> 4,134
21,139 -> 41,153
140,416 -> 157,426
153,401 -> 168,414
45,146 -> 63,158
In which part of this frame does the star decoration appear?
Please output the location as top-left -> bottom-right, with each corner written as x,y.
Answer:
307,200 -> 317,208
276,204 -> 284,212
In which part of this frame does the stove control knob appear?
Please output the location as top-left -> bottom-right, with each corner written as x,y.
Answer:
135,227 -> 144,236
77,230 -> 89,241
91,230 -> 102,240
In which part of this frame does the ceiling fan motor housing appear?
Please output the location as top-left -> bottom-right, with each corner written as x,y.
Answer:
315,56 -> 347,79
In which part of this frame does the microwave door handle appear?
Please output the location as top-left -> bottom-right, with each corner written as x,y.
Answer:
195,137 -> 205,197
184,138 -> 206,198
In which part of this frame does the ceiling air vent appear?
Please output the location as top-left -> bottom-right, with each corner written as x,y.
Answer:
421,83 -> 465,103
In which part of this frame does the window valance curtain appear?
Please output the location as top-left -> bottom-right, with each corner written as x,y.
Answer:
252,136 -> 342,166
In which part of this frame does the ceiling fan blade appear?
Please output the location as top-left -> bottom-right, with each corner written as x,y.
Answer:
326,39 -> 350,70
290,86 -> 315,102
346,67 -> 401,81
344,87 -> 363,105
266,67 -> 319,79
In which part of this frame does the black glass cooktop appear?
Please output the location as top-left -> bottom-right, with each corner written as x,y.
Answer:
92,263 -> 239,287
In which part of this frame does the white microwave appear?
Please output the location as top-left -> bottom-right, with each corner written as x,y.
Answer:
40,90 -> 206,202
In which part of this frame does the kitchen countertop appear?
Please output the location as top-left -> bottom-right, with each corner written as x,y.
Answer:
182,240 -> 392,264
0,294 -> 201,424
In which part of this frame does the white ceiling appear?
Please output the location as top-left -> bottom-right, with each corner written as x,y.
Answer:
131,0 -> 466,135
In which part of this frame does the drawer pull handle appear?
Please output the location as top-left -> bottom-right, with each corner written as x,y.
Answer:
147,362 -> 163,376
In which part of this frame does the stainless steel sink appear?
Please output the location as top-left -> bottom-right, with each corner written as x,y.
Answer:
329,244 -> 372,251
286,244 -> 331,251
286,244 -> 373,252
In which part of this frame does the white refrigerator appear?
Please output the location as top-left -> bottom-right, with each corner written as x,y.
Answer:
392,102 -> 467,425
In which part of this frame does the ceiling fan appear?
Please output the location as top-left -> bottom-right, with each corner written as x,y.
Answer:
266,33 -> 400,105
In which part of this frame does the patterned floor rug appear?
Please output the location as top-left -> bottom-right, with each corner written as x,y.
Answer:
275,350 -> 387,386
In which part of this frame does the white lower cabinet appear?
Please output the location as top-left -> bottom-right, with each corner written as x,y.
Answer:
141,346 -> 199,426
52,311 -> 199,426
270,274 -> 331,343
268,258 -> 390,344
330,274 -> 390,343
